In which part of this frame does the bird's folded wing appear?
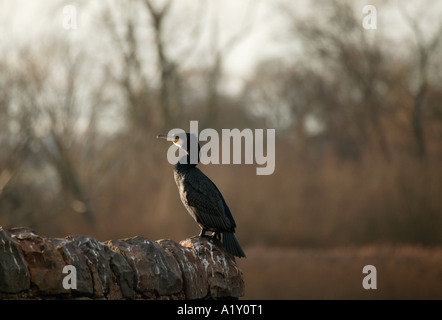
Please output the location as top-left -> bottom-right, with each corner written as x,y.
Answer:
184,176 -> 232,231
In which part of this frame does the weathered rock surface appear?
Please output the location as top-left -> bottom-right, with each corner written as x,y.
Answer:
8,227 -> 66,295
49,238 -> 95,296
0,228 -> 30,293
181,237 -> 245,298
107,237 -> 182,298
158,239 -> 208,299
0,227 -> 244,299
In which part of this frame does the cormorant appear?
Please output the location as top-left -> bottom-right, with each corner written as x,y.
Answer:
157,132 -> 246,258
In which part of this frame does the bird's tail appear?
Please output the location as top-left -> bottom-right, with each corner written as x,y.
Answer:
222,232 -> 246,258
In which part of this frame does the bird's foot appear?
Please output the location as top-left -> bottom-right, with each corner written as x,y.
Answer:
199,228 -> 210,237
212,232 -> 222,241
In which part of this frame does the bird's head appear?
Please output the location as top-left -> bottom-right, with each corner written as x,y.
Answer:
157,132 -> 200,165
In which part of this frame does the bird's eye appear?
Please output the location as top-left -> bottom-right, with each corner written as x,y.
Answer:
174,136 -> 179,143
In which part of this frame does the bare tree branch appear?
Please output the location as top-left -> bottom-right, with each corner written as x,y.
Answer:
399,3 -> 442,158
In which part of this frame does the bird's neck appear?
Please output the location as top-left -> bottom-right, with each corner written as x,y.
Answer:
175,159 -> 197,173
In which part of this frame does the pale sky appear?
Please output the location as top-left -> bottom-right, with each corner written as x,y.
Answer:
0,0 -> 314,77
2,0 -> 441,92
2,0 -> 440,73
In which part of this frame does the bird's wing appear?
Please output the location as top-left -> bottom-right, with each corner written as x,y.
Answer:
183,169 -> 234,231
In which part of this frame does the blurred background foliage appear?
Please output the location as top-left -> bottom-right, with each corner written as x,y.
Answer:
0,0 -> 441,251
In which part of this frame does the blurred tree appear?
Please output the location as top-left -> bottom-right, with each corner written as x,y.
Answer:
0,40 -> 105,227
249,0 -> 399,160
203,0 -> 258,128
399,3 -> 442,159
0,59 -> 34,224
144,0 -> 181,127
101,0 -> 258,129
101,0 -> 152,129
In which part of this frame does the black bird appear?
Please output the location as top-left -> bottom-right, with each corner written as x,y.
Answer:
157,132 -> 246,258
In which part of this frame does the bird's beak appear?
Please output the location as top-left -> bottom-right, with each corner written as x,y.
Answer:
157,134 -> 174,142
157,133 -> 190,155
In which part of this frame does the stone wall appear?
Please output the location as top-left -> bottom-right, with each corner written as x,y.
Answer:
0,227 -> 244,299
